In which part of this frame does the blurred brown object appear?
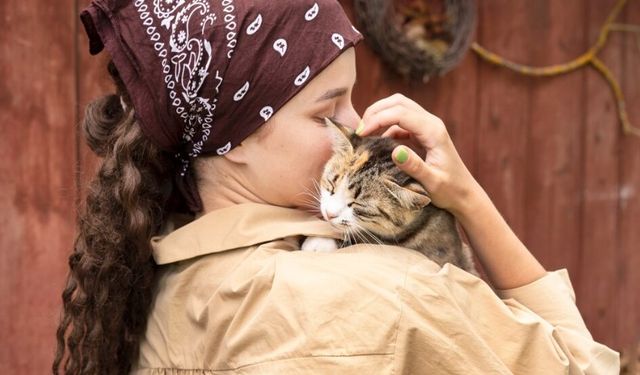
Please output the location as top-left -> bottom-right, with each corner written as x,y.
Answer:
621,341 -> 640,375
353,0 -> 476,82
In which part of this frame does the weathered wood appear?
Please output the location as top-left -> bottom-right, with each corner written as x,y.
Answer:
522,0 -> 585,278
474,0 -> 533,238
578,0 -> 626,349
0,0 -> 77,373
617,0 -> 640,353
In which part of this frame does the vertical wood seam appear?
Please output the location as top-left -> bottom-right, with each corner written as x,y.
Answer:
472,1 -> 483,179
74,0 -> 82,227
575,0 -> 590,307
614,0 -> 628,350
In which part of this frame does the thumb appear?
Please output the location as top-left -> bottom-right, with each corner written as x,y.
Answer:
392,146 -> 434,188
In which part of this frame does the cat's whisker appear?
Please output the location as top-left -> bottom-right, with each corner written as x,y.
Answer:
353,222 -> 384,247
342,228 -> 352,247
348,224 -> 368,246
311,179 -> 322,195
296,195 -> 319,207
344,225 -> 358,243
296,183 -> 323,214
297,189 -> 321,203
297,193 -> 318,203
298,180 -> 321,199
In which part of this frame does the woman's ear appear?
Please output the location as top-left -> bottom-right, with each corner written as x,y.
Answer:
325,117 -> 354,155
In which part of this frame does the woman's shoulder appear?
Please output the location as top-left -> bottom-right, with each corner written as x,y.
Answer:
139,242 -> 448,371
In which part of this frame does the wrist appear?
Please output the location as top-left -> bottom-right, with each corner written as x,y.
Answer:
450,179 -> 490,222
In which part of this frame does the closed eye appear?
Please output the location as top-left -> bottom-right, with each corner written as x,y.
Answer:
353,208 -> 377,218
314,116 -> 339,125
328,181 -> 335,195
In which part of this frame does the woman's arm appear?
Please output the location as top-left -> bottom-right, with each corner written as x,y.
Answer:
357,93 -> 545,289
357,94 -> 620,372
450,180 -> 546,289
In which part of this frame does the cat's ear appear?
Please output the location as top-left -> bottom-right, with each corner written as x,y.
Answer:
383,179 -> 432,210
324,117 -> 354,155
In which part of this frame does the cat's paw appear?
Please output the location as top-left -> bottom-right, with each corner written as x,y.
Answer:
301,236 -> 339,253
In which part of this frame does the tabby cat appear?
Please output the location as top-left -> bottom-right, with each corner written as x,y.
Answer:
302,118 -> 477,275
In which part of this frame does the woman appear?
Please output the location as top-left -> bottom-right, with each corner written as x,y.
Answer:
54,0 -> 619,374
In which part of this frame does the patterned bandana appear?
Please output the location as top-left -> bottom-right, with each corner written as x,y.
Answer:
80,0 -> 363,214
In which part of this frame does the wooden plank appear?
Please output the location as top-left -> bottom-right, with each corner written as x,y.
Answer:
617,0 -> 640,353
416,54 -> 480,181
474,0 -> 533,239
521,0 -> 586,277
578,0 -> 624,349
0,1 -> 77,373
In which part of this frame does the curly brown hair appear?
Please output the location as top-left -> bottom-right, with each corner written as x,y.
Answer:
52,61 -> 183,374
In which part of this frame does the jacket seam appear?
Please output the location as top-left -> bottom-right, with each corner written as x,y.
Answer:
136,352 -> 395,373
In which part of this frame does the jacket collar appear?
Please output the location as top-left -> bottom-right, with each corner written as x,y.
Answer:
151,203 -> 341,264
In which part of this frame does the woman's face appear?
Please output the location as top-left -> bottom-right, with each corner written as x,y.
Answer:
240,47 -> 359,210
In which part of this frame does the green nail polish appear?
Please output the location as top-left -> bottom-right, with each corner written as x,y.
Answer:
396,148 -> 409,164
355,120 -> 365,135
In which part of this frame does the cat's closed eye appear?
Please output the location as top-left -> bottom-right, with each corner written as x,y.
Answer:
327,174 -> 339,194
352,207 -> 377,218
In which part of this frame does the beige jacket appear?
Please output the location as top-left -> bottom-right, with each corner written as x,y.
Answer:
132,203 -> 619,374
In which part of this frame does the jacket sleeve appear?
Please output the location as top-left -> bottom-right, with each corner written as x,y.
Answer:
393,263 -> 620,374
495,269 -> 620,374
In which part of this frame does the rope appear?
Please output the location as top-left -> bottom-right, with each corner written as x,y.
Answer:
471,0 -> 640,137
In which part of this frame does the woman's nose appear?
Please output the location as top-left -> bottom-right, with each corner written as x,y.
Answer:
343,105 -> 361,130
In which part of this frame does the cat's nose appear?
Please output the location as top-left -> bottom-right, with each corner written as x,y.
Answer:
326,209 -> 340,220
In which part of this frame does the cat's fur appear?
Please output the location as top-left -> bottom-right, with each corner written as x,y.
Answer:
302,118 -> 477,275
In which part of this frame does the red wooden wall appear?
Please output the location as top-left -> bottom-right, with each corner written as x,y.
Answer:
1,0 -> 638,373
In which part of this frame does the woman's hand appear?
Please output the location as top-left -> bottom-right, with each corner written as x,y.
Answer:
358,94 -> 547,289
357,93 -> 481,215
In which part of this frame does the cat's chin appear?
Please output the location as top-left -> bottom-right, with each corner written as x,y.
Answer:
327,220 -> 353,231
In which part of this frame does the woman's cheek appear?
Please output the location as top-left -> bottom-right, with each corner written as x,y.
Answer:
306,133 -> 332,178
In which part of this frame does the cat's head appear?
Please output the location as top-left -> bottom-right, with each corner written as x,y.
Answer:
318,118 -> 432,238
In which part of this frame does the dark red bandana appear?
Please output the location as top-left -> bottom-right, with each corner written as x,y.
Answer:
80,0 -> 363,213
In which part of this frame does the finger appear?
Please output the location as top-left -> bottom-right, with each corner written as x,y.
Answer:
359,105 -> 409,137
392,145 -> 436,189
358,102 -> 409,136
362,105 -> 448,150
362,93 -> 422,124
381,125 -> 411,139
381,126 -> 426,155
365,123 -> 392,137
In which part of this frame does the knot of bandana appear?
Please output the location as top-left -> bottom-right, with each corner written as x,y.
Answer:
80,0 -> 363,214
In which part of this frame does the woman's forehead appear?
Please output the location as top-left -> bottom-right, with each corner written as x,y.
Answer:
294,48 -> 357,103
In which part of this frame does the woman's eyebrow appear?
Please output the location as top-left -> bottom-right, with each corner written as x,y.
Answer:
315,77 -> 358,103
315,87 -> 348,102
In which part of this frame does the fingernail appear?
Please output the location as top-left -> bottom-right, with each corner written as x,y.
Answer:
395,147 -> 409,164
355,120 -> 365,135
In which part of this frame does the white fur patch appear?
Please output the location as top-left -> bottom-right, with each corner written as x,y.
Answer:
301,236 -> 339,252
320,177 -> 354,227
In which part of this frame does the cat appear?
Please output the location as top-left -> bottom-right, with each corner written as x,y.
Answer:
301,118 -> 478,276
